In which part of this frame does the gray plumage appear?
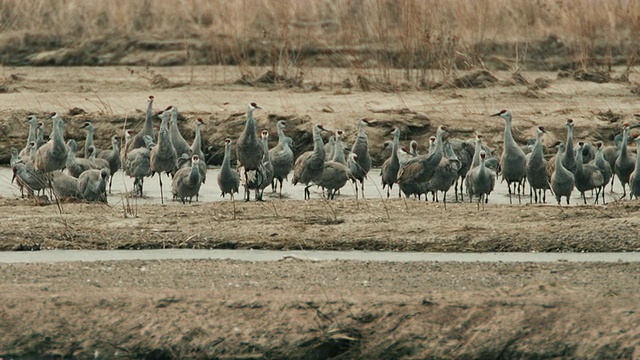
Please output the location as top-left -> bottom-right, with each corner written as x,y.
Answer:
465,150 -> 496,210
397,125 -> 447,190
171,155 -> 203,204
446,137 -> 474,201
574,142 -> 605,204
191,118 -> 206,161
315,153 -> 357,200
239,130 -> 273,201
269,120 -> 294,196
35,121 -> 46,150
575,141 -> 596,164
350,118 -> 372,197
97,135 -> 121,193
150,109 -> 178,204
332,130 -> 347,165
591,141 -> 612,204
525,126 -> 550,203
51,172 -> 81,200
603,133 -> 624,191
35,112 -> 68,173
628,136 -> 640,199
78,168 -> 109,202
428,141 -> 461,207
324,135 -> 336,161
12,162 -> 47,198
615,124 -> 635,199
292,124 -> 327,200
125,135 -> 154,197
65,139 -> 93,178
550,141 -> 575,205
125,95 -> 155,154
217,138 -> 240,199
169,106 -> 192,158
237,102 -> 264,172
381,127 -> 401,198
492,110 -> 526,204
88,145 -> 110,173
19,115 -> 38,158
80,121 -> 100,158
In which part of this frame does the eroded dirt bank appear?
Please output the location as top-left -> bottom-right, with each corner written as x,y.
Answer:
2,197 -> 640,253
1,260 -> 638,359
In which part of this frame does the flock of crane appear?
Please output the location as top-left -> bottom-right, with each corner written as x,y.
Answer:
8,95 -> 640,208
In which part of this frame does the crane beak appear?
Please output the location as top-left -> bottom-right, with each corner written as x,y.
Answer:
490,112 -> 501,117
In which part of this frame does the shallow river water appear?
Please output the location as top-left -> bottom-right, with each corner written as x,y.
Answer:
0,167 -> 626,207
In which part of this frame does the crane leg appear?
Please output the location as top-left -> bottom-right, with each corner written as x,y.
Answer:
507,183 -> 513,204
159,174 -> 164,204
279,179 -> 283,198
443,191 -> 447,210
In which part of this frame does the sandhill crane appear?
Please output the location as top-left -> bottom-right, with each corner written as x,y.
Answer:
332,130 -> 347,164
627,135 -> 640,199
171,155 -> 203,204
397,125 -> 447,191
292,124 -> 328,200
80,121 -> 101,158
575,141 -> 605,204
491,110 -> 526,204
168,106 -> 192,158
78,168 -> 109,203
550,141 -> 575,205
51,172 -> 81,200
576,141 -> 596,164
191,117 -> 206,160
397,145 -> 414,168
65,139 -> 93,178
97,135 -> 121,193
381,127 -> 401,198
12,162 -> 47,198
258,130 -> 275,197
9,148 -> 21,167
445,137 -> 474,201
465,150 -> 496,210
409,140 -> 419,156
35,112 -> 68,174
324,135 -> 336,161
549,119 -> 578,176
315,153 -> 357,200
269,120 -> 294,196
150,109 -> 178,204
350,118 -> 372,197
217,138 -> 240,200
591,141 -> 612,204
615,123 -> 635,199
125,135 -> 154,197
125,95 -> 155,154
428,141 -> 461,208
525,126 -> 550,203
236,102 -> 264,200
603,132 -> 624,192
19,115 -> 38,157
35,121 -> 46,150
88,145 -> 110,172
239,130 -> 273,201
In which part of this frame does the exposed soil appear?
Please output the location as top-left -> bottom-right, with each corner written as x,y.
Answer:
1,66 -> 640,358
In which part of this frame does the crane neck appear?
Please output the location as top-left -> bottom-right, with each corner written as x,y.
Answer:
566,125 -> 574,147
313,127 -> 326,158
222,144 -> 232,170
262,136 -> 270,162
532,132 -> 544,157
555,145 -> 565,169
143,99 -> 155,134
190,161 -> 200,181
620,128 -> 629,156
52,116 -> 65,150
277,124 -> 286,144
245,109 -> 258,136
192,124 -> 202,154
503,118 -> 518,149
332,136 -> 345,163
26,121 -> 37,144
84,128 -> 95,158
472,139 -> 482,168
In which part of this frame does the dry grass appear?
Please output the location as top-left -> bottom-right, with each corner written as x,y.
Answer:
0,0 -> 639,80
